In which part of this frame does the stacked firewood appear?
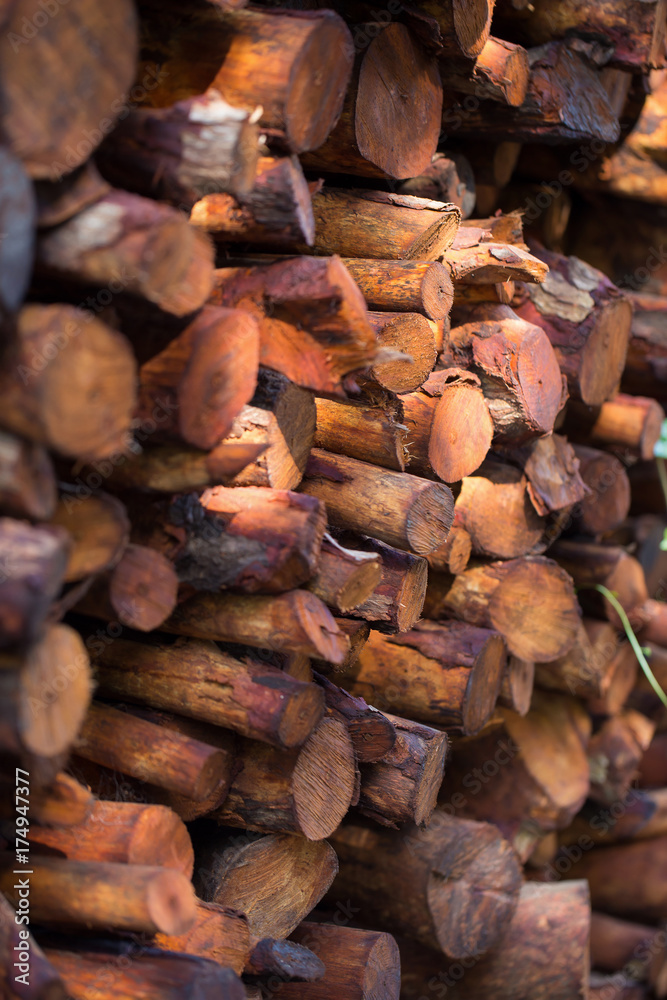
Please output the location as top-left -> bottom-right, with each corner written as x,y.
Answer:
2,0 -> 667,998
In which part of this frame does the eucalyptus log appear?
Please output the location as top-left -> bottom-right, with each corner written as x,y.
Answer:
49,490 -> 128,583
563,394 -> 665,461
508,433 -> 588,516
156,901 -> 250,975
100,442 -> 268,494
442,242 -> 547,285
364,311 -> 437,393
30,773 -> 94,829
75,543 -> 178,632
441,37 -> 529,106
346,539 -> 429,635
397,152 -> 476,218
588,710 -> 655,805
314,396 -> 409,472
245,937 -> 324,981
550,541 -> 649,629
454,460 -> 545,558
572,444 -> 631,535
313,671 -> 395,763
341,259 -> 454,320
427,522 -> 473,575
307,535 -> 382,613
563,835 -> 667,920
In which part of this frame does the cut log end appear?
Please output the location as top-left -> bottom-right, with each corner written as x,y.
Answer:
422,262 -> 455,319
363,932 -> 402,1000
413,732 -> 449,827
580,298 -> 633,406
109,544 -> 179,632
279,683 -> 329,749
463,633 -> 508,735
293,717 -> 356,840
429,380 -> 493,482
146,868 -> 197,936
406,483 -> 455,556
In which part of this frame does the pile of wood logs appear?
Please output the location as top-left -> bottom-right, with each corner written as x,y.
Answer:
3,0 -> 667,998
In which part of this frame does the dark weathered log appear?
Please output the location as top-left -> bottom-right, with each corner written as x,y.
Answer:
507,433 -> 589,517
301,449 -> 454,556
341,619 -> 505,734
330,812 -> 522,958
356,712 -> 447,827
198,833 -> 338,946
341,259 -> 454,320
313,671 -> 395,763
211,257 -> 376,396
338,539 -> 427,635
162,589 -> 349,664
245,937 -> 325,981
0,305 -> 137,460
424,556 -> 580,662
0,853 -> 196,935
308,190 -> 461,260
0,519 -> 69,648
0,0 -> 138,179
156,901 -> 251,975
35,160 -> 111,228
28,801 -> 194,876
397,152 -> 476,218
442,37 -> 529,106
213,717 -> 356,839
137,6 -> 353,153
97,91 -> 260,207
94,633 -> 324,749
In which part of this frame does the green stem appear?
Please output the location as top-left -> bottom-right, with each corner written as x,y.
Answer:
594,584 -> 667,709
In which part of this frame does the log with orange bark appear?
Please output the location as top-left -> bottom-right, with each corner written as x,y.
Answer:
562,394 -> 665,462
343,537 -> 429,635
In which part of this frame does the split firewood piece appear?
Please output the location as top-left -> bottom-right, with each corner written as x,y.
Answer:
343,538 -> 428,635
312,670 -> 395,763
441,37 -> 529,106
301,21 -> 442,181
0,519 -> 69,648
75,543 -> 178,632
424,556 -> 580,662
427,522 -> 472,575
341,619 -> 505,734
307,535 -> 382,613
331,812 -> 522,957
93,633 -> 324,748
588,710 -> 656,805
535,619 -> 612,700
0,0 -> 137,178
397,152 -> 477,218
571,444 -> 631,535
0,304 -> 137,460
213,717 -> 356,839
275,924 -> 400,1000
211,257 -> 376,396
191,155 -> 315,247
441,691 -> 590,855
162,590 -> 349,664
36,190 -> 214,317
342,259 -> 454,320
513,246 -> 632,406
454,460 -> 545,558
442,242 -> 547,285
50,491 -> 129,583
28,801 -> 194,877
198,833 -> 338,946
137,6 -> 353,154
301,449 -> 454,556
0,147 -> 35,338
137,305 -> 260,451
101,441 -> 268,493
356,713 -> 447,828
0,624 -> 91,766
505,433 -> 588,517
493,0 -> 667,72
441,42 -> 621,144
562,394 -> 665,461
97,91 -> 260,207
133,486 -> 326,595
0,854 -> 196,935
156,902 -> 251,976
314,396 -> 409,473
562,834 -> 667,920
30,773 -> 94,829
550,541 -> 649,629
221,375 -> 315,491
499,655 -> 534,716
400,880 -> 591,1000
364,310 -> 438,394
445,306 -> 566,443
0,431 -> 57,521
45,942 -> 245,1000
245,937 -> 325,981
308,190 -> 461,260
0,893 -> 67,1000
75,702 -> 231,803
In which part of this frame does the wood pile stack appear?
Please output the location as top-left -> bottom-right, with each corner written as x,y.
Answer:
2,0 -> 667,998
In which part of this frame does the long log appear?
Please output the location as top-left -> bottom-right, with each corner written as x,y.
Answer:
562,394 -> 665,461
341,259 -> 454,320
330,813 -> 522,958
98,441 -> 268,494
424,556 -> 580,662
340,620 -> 506,734
313,396 -> 409,473
301,449 -> 454,556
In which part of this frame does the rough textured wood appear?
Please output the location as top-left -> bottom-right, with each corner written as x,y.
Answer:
330,813 -> 522,958
162,589 -> 349,664
397,152 -> 476,218
364,310 -> 437,393
356,713 -> 448,828
442,37 -> 529,106
308,190 -> 461,260
245,937 -> 325,981
314,396 -> 408,473
156,901 -> 250,976
509,433 -> 588,516
99,441 -> 268,494
301,449 -> 454,556
427,522 -> 473,575
346,538 -> 429,635
198,833 -> 338,946
307,535 -> 382,613
0,305 -> 137,460
342,259 -> 454,320
313,670 -> 395,763
572,444 -> 631,535
138,6 -> 353,153
342,620 -> 505,734
455,460 -> 545,558
0,854 -> 196,936
443,242 -> 547,285
211,258 -> 376,396
28,801 -> 194,876
424,556 -> 580,662
94,633 -> 324,748
0,0 -> 138,179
